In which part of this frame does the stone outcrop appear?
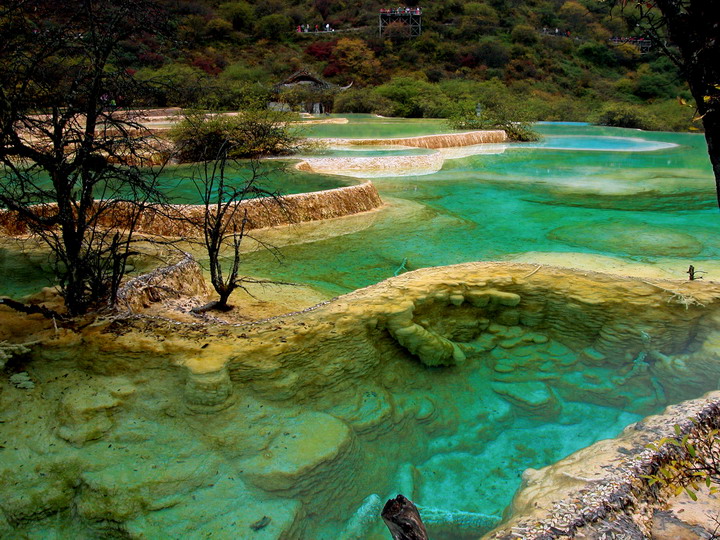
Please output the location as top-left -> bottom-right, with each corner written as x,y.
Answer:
56,387 -> 124,446
239,411 -> 355,496
184,366 -> 233,413
115,252 -> 209,312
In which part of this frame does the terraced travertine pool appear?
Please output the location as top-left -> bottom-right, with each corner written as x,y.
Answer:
2,118 -> 715,299
1,116 -> 719,539
242,119 -> 718,296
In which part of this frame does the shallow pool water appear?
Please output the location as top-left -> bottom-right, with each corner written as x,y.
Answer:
2,121 -> 716,298
521,134 -> 678,152
155,162 -> 350,203
237,121 -> 717,296
301,114 -> 447,139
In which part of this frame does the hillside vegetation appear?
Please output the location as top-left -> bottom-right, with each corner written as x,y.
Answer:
121,0 -> 696,130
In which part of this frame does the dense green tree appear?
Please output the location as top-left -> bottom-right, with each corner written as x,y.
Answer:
218,1 -> 254,31
511,24 -> 539,45
332,38 -> 383,86
559,1 -> 593,32
255,13 -> 292,41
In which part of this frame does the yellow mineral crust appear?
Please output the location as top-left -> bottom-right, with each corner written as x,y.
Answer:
90,261 -> 720,407
3,261 -> 720,538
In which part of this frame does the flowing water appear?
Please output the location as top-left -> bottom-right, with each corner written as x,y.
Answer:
2,117 -> 719,539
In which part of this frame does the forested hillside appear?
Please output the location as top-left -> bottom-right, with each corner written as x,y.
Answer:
122,0 -> 696,130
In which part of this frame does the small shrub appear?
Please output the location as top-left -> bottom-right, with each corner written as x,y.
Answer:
594,103 -> 661,130
169,109 -> 302,163
448,103 -> 540,142
511,25 -> 538,45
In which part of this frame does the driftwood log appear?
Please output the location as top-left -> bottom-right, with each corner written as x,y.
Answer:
381,494 -> 428,540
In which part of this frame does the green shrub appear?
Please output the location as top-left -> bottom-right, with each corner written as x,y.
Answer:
218,1 -> 253,31
511,25 -> 538,45
205,18 -> 234,40
448,102 -> 540,142
647,99 -> 703,132
169,109 -> 302,163
577,42 -> 615,66
594,103 -> 661,130
476,39 -> 510,69
254,14 -> 292,41
333,88 -> 393,115
373,78 -> 454,118
634,62 -> 682,100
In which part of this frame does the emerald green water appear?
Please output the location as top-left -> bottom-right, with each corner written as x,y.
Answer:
247,120 -> 717,535
153,162 -> 350,204
4,121 -> 714,299
3,118 -> 719,539
238,122 -> 716,296
302,114 -> 447,138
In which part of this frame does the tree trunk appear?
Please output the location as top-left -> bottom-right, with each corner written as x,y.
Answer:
658,0 -> 720,208
381,495 -> 428,540
701,112 -> 720,209
216,288 -> 233,311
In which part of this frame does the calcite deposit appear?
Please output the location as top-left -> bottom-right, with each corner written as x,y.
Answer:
2,261 -> 720,538
323,130 -> 508,149
0,181 -> 384,237
295,152 -> 445,178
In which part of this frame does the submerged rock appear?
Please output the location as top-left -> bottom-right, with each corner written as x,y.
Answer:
491,381 -> 561,419
56,387 -> 123,446
549,221 -> 704,257
340,493 -> 383,539
240,412 -> 354,495
9,371 -> 34,390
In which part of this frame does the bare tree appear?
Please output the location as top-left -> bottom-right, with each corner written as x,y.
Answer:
190,154 -> 286,312
170,109 -> 302,313
0,0 -> 170,315
605,0 -> 720,207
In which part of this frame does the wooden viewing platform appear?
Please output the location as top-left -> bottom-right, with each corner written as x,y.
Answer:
609,36 -> 654,53
379,7 -> 422,37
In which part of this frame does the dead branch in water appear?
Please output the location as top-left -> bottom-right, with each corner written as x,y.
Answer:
0,297 -> 63,320
640,280 -> 706,310
381,495 -> 428,540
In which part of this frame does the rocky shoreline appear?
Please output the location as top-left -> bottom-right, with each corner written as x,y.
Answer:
488,392 -> 720,539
